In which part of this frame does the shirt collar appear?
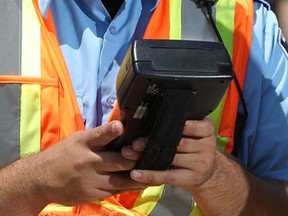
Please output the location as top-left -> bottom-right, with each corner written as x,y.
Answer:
38,0 -> 51,18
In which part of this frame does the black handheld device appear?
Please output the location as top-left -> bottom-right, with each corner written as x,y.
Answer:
107,39 -> 233,170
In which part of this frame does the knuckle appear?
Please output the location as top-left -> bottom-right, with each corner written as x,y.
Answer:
74,154 -> 96,172
178,138 -> 189,150
206,139 -> 217,152
190,168 -> 210,187
91,128 -> 102,139
185,120 -> 197,130
201,155 -> 213,169
114,159 -> 134,170
147,174 -> 153,182
69,131 -> 84,143
205,117 -> 214,126
164,174 -> 176,185
74,156 -> 87,172
190,121 -> 198,130
172,154 -> 180,165
145,173 -> 158,184
194,175 -> 205,187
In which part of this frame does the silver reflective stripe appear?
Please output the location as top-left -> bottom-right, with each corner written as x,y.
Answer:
182,0 -> 217,42
0,84 -> 20,166
0,0 -> 21,75
0,0 -> 22,165
150,186 -> 194,216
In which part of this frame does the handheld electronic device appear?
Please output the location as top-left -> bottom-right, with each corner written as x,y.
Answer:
107,39 -> 233,170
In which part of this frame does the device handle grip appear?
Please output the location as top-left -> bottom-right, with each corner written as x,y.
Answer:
135,89 -> 196,170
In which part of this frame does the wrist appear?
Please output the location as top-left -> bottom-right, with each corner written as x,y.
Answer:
0,154 -> 50,215
190,151 -> 250,215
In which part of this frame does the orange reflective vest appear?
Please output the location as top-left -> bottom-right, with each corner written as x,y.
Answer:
0,0 -> 253,215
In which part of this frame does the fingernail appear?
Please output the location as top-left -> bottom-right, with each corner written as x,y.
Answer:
123,146 -> 135,157
111,121 -> 120,133
133,140 -> 146,151
131,170 -> 142,179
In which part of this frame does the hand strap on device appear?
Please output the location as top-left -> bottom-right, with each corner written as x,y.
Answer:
135,89 -> 196,170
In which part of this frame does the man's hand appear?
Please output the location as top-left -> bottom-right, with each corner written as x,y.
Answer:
122,118 -> 288,216
0,120 -> 146,215
122,118 -> 217,191
39,120 -> 146,205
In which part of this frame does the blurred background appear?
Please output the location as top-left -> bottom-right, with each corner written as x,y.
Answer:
267,0 -> 288,39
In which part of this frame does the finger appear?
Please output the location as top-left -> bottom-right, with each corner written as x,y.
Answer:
121,145 -> 142,161
177,135 -> 216,153
130,169 -> 206,188
93,151 -> 136,171
172,153 -> 215,171
98,172 -> 148,191
172,153 -> 198,168
130,169 -> 183,186
95,187 -> 147,200
89,189 -> 114,201
84,121 -> 124,147
132,137 -> 148,152
121,137 -> 148,160
183,118 -> 214,137
177,137 -> 201,153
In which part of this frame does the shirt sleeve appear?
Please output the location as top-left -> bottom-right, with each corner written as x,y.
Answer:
238,0 -> 288,181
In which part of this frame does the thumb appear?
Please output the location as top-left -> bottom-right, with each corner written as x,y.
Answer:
84,120 -> 124,148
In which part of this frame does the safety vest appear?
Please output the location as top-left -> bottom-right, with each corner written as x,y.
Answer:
0,0 -> 253,215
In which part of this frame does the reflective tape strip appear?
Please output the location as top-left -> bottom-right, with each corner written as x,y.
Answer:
209,92 -> 228,138
41,203 -> 74,213
0,84 -> 20,165
182,0 -> 217,41
21,0 -> 41,77
133,185 -> 165,215
150,186 -> 194,216
93,200 -> 136,216
169,0 -> 182,40
20,84 -> 41,157
42,201 -> 138,216
0,0 -> 21,75
208,0 -> 236,146
189,203 -> 203,216
215,0 -> 236,56
18,0 -> 41,157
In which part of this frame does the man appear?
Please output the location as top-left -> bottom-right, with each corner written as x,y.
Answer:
0,0 -> 288,215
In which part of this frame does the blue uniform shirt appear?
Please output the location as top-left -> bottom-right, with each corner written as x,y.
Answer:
38,0 -> 288,181
239,0 -> 288,181
39,0 -> 158,128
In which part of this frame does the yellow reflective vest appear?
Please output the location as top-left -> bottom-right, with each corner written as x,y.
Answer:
0,0 -> 253,215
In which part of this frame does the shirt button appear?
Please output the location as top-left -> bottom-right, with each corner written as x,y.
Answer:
107,96 -> 116,109
109,25 -> 117,34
